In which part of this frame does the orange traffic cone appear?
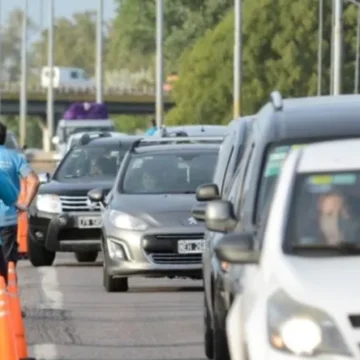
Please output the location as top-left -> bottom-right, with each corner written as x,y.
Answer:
0,274 -> 18,360
7,262 -> 35,360
17,179 -> 29,257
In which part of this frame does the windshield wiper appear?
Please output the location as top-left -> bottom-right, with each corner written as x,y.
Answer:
291,242 -> 360,255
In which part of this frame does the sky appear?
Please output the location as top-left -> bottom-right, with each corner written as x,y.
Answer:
1,0 -> 117,27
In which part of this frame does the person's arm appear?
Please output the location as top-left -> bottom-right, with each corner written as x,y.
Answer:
16,155 -> 40,208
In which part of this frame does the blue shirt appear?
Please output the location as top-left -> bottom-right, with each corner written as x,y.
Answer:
0,146 -> 32,226
145,127 -> 157,136
0,168 -> 19,243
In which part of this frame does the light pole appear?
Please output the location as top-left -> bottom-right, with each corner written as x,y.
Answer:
46,0 -> 54,151
317,0 -> 323,95
155,0 -> 164,129
233,0 -> 242,117
333,0 -> 343,95
19,0 -> 28,147
96,0 -> 103,103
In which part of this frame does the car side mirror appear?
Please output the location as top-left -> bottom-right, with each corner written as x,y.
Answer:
191,203 -> 206,221
196,183 -> 220,202
205,200 -> 237,233
214,232 -> 259,264
38,172 -> 50,184
52,136 -> 59,145
87,188 -> 105,203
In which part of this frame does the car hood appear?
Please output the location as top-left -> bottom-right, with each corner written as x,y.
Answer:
39,179 -> 114,196
276,256 -> 360,313
112,194 -> 203,227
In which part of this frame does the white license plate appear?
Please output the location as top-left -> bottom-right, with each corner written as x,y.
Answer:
178,239 -> 205,254
77,216 -> 103,229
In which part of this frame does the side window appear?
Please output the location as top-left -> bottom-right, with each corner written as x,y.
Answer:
234,143 -> 254,216
212,134 -> 232,189
70,71 -> 78,79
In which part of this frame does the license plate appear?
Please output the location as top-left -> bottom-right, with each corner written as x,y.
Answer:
77,216 -> 102,229
178,239 -> 205,254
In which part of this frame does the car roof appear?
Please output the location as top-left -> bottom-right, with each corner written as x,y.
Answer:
69,131 -> 126,139
77,135 -> 141,148
297,138 -> 360,173
154,125 -> 227,137
134,143 -> 220,154
255,94 -> 360,144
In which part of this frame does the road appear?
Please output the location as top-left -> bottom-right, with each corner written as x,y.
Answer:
18,253 -> 205,360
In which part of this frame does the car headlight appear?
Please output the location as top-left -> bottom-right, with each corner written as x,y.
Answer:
109,210 -> 148,231
36,194 -> 62,214
267,289 -> 351,356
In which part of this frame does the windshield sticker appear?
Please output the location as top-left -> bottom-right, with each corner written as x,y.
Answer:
308,174 -> 357,186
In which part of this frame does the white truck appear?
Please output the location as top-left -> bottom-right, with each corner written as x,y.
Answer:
52,102 -> 115,160
41,66 -> 94,90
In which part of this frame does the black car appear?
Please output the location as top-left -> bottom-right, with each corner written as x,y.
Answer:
200,91 -> 360,360
87,137 -> 221,292
28,133 -> 139,267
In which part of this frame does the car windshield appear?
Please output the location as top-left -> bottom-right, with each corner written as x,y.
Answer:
54,145 -> 126,181
120,150 -> 218,194
285,171 -> 360,256
60,126 -> 114,143
256,144 -> 306,223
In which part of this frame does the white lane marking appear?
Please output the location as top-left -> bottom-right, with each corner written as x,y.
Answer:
33,343 -> 58,360
37,267 -> 63,310
32,267 -> 63,359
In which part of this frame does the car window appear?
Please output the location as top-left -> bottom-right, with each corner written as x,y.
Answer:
285,171 -> 360,253
212,134 -> 232,191
54,145 -> 127,181
5,134 -> 18,149
255,144 -> 306,224
120,151 -> 218,194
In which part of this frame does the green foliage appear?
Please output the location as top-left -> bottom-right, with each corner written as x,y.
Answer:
166,0 -> 358,124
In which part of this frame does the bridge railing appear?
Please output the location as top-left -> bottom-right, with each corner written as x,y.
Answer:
0,83 -> 172,97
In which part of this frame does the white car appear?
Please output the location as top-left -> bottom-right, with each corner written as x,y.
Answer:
210,138 -> 360,360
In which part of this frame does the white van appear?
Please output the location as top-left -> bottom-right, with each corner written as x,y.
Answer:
41,66 -> 94,89
212,139 -> 360,360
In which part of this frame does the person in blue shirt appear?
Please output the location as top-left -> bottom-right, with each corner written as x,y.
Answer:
0,123 -> 40,267
145,118 -> 157,136
0,168 -> 21,283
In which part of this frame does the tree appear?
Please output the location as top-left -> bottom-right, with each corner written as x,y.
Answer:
166,0 -> 359,125
1,9 -> 38,82
32,11 -> 102,76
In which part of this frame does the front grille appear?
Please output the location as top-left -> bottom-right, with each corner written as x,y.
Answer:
149,253 -> 202,265
60,195 -> 101,212
349,315 -> 360,328
154,233 -> 204,241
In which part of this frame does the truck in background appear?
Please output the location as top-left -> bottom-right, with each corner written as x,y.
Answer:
41,66 -> 94,90
52,102 -> 115,159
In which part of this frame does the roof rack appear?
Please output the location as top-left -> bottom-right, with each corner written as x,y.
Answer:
79,132 -> 112,145
129,136 -> 223,152
269,90 -> 283,111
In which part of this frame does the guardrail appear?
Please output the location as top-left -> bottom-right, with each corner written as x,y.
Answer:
27,151 -> 58,173
0,83 -> 171,97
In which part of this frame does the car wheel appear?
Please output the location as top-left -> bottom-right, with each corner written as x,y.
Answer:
213,292 -> 230,360
203,294 -> 213,359
28,231 -> 56,267
74,251 -> 98,263
102,263 -> 128,292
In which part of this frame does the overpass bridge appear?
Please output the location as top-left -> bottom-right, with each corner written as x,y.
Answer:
0,85 -> 175,118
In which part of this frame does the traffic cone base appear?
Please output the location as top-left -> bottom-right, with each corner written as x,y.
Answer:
7,262 -> 35,360
0,276 -> 18,360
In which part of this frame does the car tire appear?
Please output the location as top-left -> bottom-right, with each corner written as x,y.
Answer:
203,294 -> 213,359
213,292 -> 230,360
74,251 -> 98,263
103,264 -> 128,292
28,231 -> 56,267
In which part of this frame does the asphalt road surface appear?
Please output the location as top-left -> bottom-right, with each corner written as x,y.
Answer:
18,253 -> 205,360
